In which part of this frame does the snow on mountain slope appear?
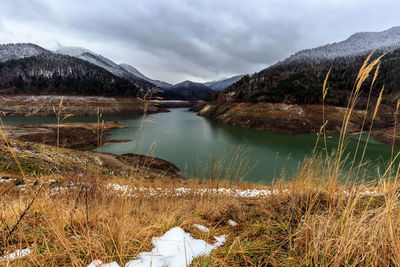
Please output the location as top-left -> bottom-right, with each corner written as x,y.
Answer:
283,26 -> 400,65
57,46 -> 127,77
0,43 -> 49,62
120,63 -> 173,89
56,46 -> 154,90
204,75 -> 244,91
119,63 -> 151,81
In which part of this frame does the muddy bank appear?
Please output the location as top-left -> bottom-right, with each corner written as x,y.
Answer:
0,139 -> 183,180
0,95 -> 168,117
193,101 -> 394,135
372,126 -> 400,147
97,153 -> 182,180
3,121 -> 130,150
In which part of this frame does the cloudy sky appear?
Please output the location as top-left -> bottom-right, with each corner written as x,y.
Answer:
0,0 -> 399,84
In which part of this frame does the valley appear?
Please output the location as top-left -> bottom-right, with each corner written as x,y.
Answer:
2,22 -> 400,266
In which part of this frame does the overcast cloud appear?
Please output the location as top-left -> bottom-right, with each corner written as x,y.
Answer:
0,0 -> 399,83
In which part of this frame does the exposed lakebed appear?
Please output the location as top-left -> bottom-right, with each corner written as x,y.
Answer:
3,108 -> 398,183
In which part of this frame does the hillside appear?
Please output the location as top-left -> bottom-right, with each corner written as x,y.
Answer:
154,80 -> 214,100
220,27 -> 400,108
119,63 -> 173,89
57,46 -> 220,100
0,43 -> 49,62
204,75 -> 244,91
56,46 -> 155,91
283,26 -> 400,65
0,44 -> 139,96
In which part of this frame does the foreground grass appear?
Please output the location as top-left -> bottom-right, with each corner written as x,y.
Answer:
0,166 -> 399,266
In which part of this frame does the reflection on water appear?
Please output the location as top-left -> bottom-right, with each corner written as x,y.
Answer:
3,108 -> 398,183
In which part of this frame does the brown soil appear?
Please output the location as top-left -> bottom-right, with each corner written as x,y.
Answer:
97,152 -> 182,180
4,121 -> 129,150
0,138 -> 183,180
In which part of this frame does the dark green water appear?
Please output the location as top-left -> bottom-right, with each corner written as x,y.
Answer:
2,108 -> 398,183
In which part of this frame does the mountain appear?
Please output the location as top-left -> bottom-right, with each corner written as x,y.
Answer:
56,46 -> 248,99
154,80 -> 214,100
204,75 -> 244,91
219,26 -> 400,107
0,43 -> 139,96
119,63 -> 173,89
56,46 -> 154,91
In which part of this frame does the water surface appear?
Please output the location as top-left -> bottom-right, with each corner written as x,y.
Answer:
3,108 -> 398,183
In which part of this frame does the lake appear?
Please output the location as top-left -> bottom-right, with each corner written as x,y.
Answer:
2,108 -> 398,183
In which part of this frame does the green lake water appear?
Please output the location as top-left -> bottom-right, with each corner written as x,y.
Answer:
2,108 -> 398,183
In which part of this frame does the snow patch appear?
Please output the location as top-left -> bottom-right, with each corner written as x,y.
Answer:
228,220 -> 238,226
0,248 -> 31,262
125,227 -> 225,267
193,224 -> 209,232
88,227 -> 225,267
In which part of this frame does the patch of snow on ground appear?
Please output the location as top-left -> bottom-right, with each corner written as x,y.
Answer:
228,220 -> 238,226
87,260 -> 103,267
0,178 -> 17,183
125,227 -> 225,267
88,227 -> 225,267
106,183 -> 281,198
0,248 -> 31,262
193,224 -> 209,232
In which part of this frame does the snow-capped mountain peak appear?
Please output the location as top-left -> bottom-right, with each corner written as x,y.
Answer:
283,26 -> 400,65
56,46 -> 95,57
0,43 -> 49,62
55,46 -> 155,90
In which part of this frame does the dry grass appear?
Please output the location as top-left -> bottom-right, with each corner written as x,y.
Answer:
1,165 -> 400,266
2,53 -> 400,266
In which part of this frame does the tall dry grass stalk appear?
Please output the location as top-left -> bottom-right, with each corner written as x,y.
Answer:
319,51 -> 387,187
52,97 -> 73,175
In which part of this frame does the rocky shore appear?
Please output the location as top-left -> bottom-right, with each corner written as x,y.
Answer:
0,95 -> 168,117
192,101 -> 394,135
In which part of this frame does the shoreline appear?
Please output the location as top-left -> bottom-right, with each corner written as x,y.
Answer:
3,121 -> 129,150
0,95 -> 169,117
193,101 -> 395,137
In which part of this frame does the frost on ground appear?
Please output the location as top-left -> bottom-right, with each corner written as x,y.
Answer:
88,227 -> 226,267
106,182 -> 380,199
0,248 -> 31,262
106,182 -> 285,198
